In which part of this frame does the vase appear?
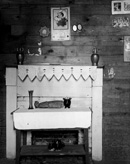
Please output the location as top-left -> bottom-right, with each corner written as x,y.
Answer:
63,97 -> 72,108
16,47 -> 24,65
28,90 -> 34,109
91,48 -> 99,66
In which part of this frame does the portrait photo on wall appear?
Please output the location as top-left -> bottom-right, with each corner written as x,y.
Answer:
51,7 -> 70,41
112,1 -> 130,14
112,1 -> 122,14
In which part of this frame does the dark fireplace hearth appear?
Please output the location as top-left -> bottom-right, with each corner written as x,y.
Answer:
20,129 -> 86,164
32,129 -> 80,146
20,156 -> 85,164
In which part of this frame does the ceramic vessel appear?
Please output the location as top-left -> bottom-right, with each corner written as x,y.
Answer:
91,48 -> 99,66
16,47 -> 24,65
63,97 -> 71,108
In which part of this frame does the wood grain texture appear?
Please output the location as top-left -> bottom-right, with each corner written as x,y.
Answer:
1,5 -> 111,15
3,14 -> 118,26
0,0 -> 94,5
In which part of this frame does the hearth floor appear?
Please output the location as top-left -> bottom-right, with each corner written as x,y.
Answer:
0,157 -> 93,164
0,158 -> 15,164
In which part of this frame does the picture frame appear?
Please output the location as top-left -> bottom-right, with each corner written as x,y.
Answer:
112,1 -> 130,14
112,1 -> 122,14
51,7 -> 70,41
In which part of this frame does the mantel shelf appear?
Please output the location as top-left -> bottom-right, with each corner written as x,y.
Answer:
13,108 -> 91,130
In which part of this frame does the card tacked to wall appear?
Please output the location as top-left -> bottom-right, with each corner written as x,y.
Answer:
51,7 -> 71,41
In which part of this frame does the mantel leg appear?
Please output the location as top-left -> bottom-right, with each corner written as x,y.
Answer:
16,130 -> 21,164
84,128 -> 89,164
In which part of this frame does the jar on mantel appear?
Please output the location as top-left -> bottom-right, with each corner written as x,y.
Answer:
16,47 -> 24,65
91,48 -> 100,66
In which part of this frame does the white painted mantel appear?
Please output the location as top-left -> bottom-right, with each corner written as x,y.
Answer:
6,65 -> 103,161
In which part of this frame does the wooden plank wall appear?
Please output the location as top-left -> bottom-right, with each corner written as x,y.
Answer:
0,0 -> 130,163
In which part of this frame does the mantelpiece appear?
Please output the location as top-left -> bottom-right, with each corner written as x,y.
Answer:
6,65 -> 103,161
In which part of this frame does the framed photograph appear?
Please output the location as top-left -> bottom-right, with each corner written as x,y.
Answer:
124,36 -> 130,62
112,1 -> 130,14
112,1 -> 122,14
124,1 -> 130,13
51,7 -> 70,41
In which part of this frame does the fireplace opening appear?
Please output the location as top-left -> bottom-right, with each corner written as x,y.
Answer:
31,129 -> 81,146
20,129 -> 89,164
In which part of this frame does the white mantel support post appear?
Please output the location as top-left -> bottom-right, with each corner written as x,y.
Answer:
92,68 -> 103,161
6,67 -> 17,159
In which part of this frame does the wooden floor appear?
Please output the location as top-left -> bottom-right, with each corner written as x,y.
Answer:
0,158 -> 15,164
1,158 -> 130,164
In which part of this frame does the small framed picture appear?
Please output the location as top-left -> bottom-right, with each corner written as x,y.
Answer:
112,1 -> 122,14
124,1 -> 130,13
51,7 -> 70,41
112,1 -> 130,14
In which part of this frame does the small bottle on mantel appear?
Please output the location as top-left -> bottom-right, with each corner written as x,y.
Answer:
28,90 -> 34,109
91,47 -> 99,66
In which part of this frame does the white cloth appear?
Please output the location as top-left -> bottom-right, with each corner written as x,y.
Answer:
18,65 -> 97,81
13,108 -> 91,130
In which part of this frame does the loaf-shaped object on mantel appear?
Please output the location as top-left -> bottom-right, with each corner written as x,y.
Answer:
34,100 -> 64,108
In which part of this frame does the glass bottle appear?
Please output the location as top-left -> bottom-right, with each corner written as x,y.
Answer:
28,90 -> 34,109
